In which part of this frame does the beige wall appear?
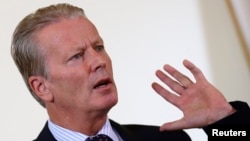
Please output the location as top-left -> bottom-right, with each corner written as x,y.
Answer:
198,0 -> 250,103
230,0 -> 250,59
0,0 -> 249,140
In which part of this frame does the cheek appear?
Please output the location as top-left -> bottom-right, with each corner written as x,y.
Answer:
48,71 -> 88,97
48,75 -> 90,108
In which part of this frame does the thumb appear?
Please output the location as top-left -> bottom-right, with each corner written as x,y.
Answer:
160,120 -> 187,131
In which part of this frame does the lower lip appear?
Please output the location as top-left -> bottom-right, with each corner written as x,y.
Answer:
94,83 -> 112,92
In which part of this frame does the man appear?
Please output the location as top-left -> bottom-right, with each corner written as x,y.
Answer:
11,3 -> 250,141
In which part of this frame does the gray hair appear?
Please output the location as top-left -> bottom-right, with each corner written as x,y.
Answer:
11,3 -> 86,107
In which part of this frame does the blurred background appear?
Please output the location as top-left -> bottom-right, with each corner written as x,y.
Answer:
0,0 -> 249,140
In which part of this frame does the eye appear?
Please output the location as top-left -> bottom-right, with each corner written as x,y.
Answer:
95,45 -> 104,52
69,52 -> 84,61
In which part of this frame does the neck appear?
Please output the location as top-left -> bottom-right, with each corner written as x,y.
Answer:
46,105 -> 109,135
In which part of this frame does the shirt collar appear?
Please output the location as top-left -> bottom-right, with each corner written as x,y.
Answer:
48,118 -> 121,141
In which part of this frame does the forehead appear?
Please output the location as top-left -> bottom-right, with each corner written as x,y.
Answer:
35,16 -> 101,50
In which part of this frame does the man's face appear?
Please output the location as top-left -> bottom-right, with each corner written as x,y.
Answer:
36,16 -> 118,114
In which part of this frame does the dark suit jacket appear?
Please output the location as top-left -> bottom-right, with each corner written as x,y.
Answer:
34,101 -> 250,141
33,120 -> 191,141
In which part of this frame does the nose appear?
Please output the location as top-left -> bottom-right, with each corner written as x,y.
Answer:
88,48 -> 106,72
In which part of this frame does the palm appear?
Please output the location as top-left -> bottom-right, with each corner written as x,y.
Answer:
152,59 -> 235,131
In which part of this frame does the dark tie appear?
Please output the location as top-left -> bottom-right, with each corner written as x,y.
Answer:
85,134 -> 113,141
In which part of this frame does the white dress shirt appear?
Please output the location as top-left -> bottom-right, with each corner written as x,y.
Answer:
48,118 -> 123,141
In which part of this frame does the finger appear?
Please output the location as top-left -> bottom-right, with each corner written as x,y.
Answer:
183,59 -> 206,82
163,64 -> 193,88
160,119 -> 187,131
152,82 -> 179,106
155,70 -> 184,95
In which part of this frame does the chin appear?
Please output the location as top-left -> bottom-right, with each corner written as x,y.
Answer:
101,94 -> 118,111
107,94 -> 118,107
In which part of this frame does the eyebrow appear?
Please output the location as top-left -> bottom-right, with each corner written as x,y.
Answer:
92,36 -> 104,45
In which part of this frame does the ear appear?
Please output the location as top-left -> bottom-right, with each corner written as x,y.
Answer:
28,76 -> 53,102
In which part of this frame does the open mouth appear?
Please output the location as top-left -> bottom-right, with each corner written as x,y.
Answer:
93,79 -> 111,89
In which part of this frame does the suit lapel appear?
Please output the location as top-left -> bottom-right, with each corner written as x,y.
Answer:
33,122 -> 57,141
110,119 -> 140,141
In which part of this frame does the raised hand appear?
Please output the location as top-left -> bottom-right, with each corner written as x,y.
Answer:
152,59 -> 235,131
